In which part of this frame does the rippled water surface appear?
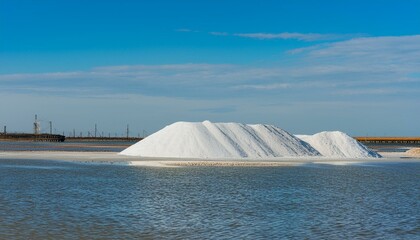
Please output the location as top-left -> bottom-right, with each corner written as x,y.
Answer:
0,141 -> 133,152
0,159 -> 419,239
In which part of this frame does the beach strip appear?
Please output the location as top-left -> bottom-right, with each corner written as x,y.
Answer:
1,151 -> 419,167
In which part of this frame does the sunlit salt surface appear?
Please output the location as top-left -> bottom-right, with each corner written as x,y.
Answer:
120,121 -> 380,159
296,131 -> 381,158
0,159 -> 418,239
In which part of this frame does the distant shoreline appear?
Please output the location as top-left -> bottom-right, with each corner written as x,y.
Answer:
0,133 -> 142,143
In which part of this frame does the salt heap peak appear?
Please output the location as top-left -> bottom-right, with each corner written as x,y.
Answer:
296,131 -> 381,158
120,121 -> 321,158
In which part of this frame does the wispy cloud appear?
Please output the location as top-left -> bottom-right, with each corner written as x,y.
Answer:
232,32 -> 361,41
299,35 -> 420,76
178,29 -> 361,41
2,34 -> 419,136
1,35 -> 419,102
191,106 -> 236,113
334,88 -> 420,95
234,83 -> 290,90
209,31 -> 229,36
174,28 -> 195,32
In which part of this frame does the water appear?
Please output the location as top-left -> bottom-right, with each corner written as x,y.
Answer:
1,159 -> 419,239
0,141 -> 134,152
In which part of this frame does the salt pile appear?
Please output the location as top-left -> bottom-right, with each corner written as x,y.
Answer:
296,131 -> 381,158
406,148 -> 420,157
120,121 -> 320,158
121,121 -> 381,159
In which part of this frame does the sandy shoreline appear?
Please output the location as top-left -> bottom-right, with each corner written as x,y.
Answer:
1,151 -> 419,167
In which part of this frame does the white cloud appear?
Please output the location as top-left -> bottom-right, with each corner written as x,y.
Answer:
176,29 -> 361,41
300,35 -> 420,77
1,35 -> 419,100
334,88 -> 420,95
232,32 -> 355,41
174,28 -> 194,32
2,34 -> 419,136
234,83 -> 290,90
209,32 -> 229,36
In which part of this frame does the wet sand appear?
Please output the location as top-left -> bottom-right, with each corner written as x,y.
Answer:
1,151 -> 419,167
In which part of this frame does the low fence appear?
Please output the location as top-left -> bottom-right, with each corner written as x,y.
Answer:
354,137 -> 420,144
0,133 -> 65,142
65,137 -> 142,142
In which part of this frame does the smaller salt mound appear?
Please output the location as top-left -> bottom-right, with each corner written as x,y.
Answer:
406,148 -> 420,157
296,131 -> 381,158
120,121 -> 320,158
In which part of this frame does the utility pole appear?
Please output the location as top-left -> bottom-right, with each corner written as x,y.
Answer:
126,124 -> 129,138
49,121 -> 52,135
34,114 -> 41,134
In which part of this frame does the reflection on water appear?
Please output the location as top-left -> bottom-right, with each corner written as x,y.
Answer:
0,159 -> 419,239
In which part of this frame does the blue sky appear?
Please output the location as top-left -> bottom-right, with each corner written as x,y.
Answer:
1,0 -> 419,136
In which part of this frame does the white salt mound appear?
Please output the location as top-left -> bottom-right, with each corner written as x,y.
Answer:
120,121 -> 320,158
296,131 -> 381,158
406,148 -> 420,157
